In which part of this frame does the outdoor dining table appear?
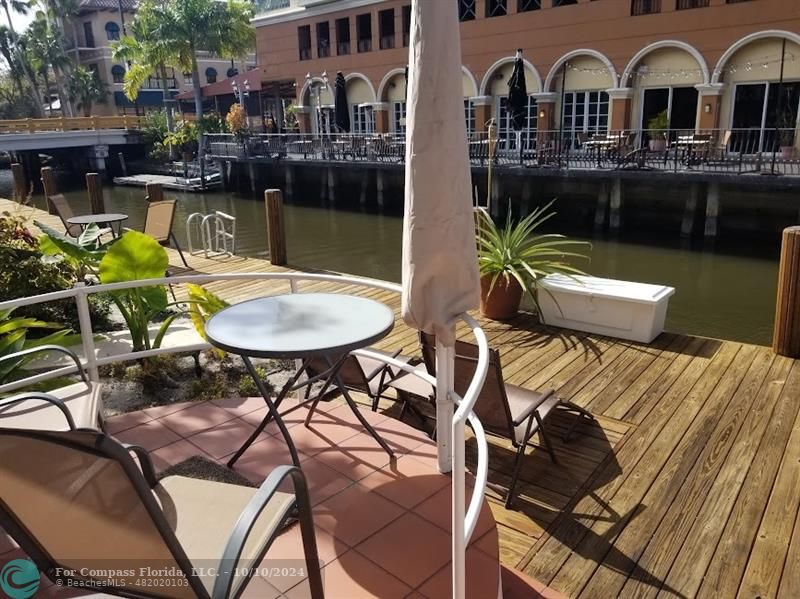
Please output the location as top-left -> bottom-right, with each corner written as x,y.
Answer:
66,213 -> 128,237
204,292 -> 397,468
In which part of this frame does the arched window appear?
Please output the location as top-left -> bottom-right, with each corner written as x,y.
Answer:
105,22 -> 120,41
206,68 -> 217,84
227,67 -> 238,78
111,65 -> 125,84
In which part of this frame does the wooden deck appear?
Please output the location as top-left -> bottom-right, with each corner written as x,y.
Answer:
5,197 -> 799,598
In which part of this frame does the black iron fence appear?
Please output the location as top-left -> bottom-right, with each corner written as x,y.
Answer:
204,128 -> 800,177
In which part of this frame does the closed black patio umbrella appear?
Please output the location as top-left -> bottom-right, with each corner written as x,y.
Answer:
334,71 -> 350,133
507,49 -> 528,163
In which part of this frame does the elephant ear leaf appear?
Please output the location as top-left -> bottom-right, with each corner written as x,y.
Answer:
99,230 -> 169,311
99,230 -> 168,283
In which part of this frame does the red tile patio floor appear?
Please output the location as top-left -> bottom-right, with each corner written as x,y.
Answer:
1,396 -> 506,599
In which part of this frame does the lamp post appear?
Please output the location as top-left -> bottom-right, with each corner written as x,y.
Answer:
232,79 -> 251,115
305,71 -> 330,137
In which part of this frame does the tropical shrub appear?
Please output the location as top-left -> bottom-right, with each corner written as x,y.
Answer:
477,200 -> 590,314
164,121 -> 199,156
0,212 -> 111,331
186,284 -> 229,357
0,308 -> 75,385
226,103 -> 248,141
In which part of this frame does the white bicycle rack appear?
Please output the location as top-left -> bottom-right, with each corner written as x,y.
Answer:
186,211 -> 237,258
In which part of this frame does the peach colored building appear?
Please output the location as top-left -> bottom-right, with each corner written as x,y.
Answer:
252,0 -> 800,150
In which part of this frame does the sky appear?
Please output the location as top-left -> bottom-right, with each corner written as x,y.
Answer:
6,10 -> 36,33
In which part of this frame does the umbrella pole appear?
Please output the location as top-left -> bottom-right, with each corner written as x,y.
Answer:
435,336 -> 455,474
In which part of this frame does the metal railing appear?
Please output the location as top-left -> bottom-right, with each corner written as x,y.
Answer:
204,128 -> 800,177
0,270 -> 490,599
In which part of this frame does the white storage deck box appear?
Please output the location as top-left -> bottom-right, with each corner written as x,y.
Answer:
538,275 -> 675,344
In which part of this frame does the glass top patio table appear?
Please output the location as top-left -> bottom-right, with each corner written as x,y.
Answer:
205,293 -> 396,468
67,213 -> 128,237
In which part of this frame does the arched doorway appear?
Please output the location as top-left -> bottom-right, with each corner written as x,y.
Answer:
623,41 -> 709,142
714,31 -> 800,154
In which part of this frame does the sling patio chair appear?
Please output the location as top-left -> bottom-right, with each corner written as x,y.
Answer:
0,426 -> 324,599
143,199 -> 189,267
393,332 -> 594,507
0,345 -> 104,431
48,193 -> 83,238
302,347 -> 428,425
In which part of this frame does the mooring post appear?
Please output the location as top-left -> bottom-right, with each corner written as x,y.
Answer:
248,162 -> 256,195
594,181 -> 609,230
681,183 -> 701,238
265,189 -> 287,266
609,178 -> 623,231
40,166 -> 58,214
359,170 -> 369,206
10,163 -> 26,202
326,166 -> 336,204
86,173 -> 105,214
704,182 -> 720,238
284,164 -> 294,201
773,226 -> 800,357
145,182 -> 164,203
376,170 -> 385,209
118,152 -> 128,177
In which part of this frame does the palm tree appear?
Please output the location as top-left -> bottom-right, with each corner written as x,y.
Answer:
26,17 -> 72,116
111,3 -> 177,133
68,65 -> 106,116
0,0 -> 29,35
33,0 -> 77,116
146,0 -> 254,125
0,26 -> 25,101
0,0 -> 44,116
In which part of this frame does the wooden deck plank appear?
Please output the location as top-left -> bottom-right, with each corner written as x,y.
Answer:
522,341 -> 737,586
548,344 -> 755,598
661,355 -> 795,599
735,367 -> 800,599
696,361 -> 800,599
583,346 -> 774,598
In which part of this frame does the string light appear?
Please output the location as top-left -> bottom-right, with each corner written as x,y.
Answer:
561,52 -> 796,80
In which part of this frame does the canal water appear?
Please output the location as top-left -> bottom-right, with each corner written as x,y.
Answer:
0,171 -> 780,347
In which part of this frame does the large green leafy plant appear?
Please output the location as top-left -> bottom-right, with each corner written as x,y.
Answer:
477,200 -> 590,313
0,308 -> 75,384
98,231 -> 181,352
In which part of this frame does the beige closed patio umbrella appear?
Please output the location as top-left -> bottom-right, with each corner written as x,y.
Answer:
402,0 -> 480,472
402,4 -> 484,597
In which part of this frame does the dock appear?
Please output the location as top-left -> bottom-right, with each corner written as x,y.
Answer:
113,172 -> 221,192
6,195 -> 799,598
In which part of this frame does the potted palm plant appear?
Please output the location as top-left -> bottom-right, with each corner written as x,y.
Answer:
647,110 -> 670,152
476,200 -> 590,320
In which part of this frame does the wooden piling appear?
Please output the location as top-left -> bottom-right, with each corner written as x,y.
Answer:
265,189 -> 287,266
40,166 -> 58,214
145,182 -> 164,203
86,173 -> 105,214
773,226 -> 800,357
10,163 -> 26,202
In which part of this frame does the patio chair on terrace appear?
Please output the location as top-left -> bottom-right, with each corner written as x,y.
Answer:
48,193 -> 83,238
142,199 -> 189,267
390,332 -> 594,507
0,427 -> 324,599
302,347 -> 427,424
0,345 -> 103,431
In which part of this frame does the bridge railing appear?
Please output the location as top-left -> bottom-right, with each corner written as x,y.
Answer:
0,115 -> 145,134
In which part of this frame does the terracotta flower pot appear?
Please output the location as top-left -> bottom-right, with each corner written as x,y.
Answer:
480,273 -> 523,320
